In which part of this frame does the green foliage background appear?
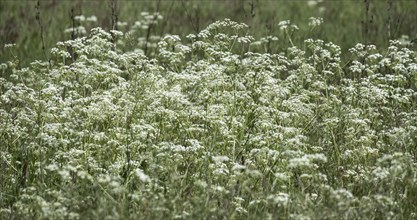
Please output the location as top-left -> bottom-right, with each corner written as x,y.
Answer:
1,0 -> 417,65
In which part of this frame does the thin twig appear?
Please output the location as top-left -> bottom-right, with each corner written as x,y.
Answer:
35,0 -> 50,66
181,0 -> 199,34
387,0 -> 393,41
110,0 -> 118,31
144,0 -> 162,56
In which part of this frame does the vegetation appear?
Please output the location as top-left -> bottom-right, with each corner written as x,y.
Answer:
1,1 -> 417,219
1,0 -> 417,65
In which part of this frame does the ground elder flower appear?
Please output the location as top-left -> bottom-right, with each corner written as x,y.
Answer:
135,169 -> 151,182
306,153 -> 327,163
307,0 -> 319,7
64,26 -> 86,35
237,36 -> 254,44
274,172 -> 291,181
267,193 -> 290,207
163,34 -> 181,44
288,156 -> 311,169
50,48 -> 72,61
232,163 -> 246,171
371,167 -> 390,181
212,163 -> 229,176
308,17 -> 323,28
4,43 -> 16,48
0,63 -> 7,70
175,44 -> 191,53
212,155 -> 230,163
110,30 -> 124,37
278,20 -> 291,31
197,29 -> 211,39
74,15 -> 85,21
86,15 -> 97,22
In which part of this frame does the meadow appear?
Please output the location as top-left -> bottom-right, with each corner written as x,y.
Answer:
1,1 -> 417,219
